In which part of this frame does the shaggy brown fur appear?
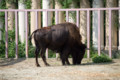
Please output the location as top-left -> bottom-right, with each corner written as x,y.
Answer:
29,22 -> 86,67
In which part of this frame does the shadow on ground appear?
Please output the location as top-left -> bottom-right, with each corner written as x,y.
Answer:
45,58 -> 116,67
64,58 -> 116,67
0,58 -> 26,67
81,62 -> 115,66
0,58 -> 117,67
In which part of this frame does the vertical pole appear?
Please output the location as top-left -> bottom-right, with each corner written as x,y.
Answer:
25,11 -> 28,58
46,11 -> 48,26
76,10 -> 79,27
55,11 -> 58,24
109,10 -> 112,58
5,11 -> 8,58
15,11 -> 18,59
98,10 -> 101,56
87,10 -> 90,58
55,11 -> 59,58
119,0 -> 120,50
66,10 -> 69,22
45,11 -> 48,58
35,11 -> 38,29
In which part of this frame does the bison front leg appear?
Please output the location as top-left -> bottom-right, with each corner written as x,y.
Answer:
66,58 -> 70,65
60,53 -> 70,65
60,53 -> 66,65
40,48 -> 50,66
35,48 -> 40,67
72,57 -> 77,65
60,48 -> 70,65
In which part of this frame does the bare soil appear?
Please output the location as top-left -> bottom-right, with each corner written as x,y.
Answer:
0,58 -> 120,80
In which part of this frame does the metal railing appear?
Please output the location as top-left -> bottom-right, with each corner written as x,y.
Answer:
0,7 -> 120,58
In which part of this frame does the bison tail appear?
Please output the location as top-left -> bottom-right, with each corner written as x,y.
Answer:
29,35 -> 32,41
29,30 -> 38,41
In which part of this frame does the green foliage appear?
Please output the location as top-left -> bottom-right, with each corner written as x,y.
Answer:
5,0 -> 18,9
0,28 -> 56,58
0,12 -> 5,19
8,41 -> 15,58
0,41 -> 5,58
0,27 -> 33,58
0,0 -> 6,9
92,54 -> 112,63
24,0 -> 31,9
8,30 -> 15,41
48,50 -> 56,58
0,0 -> 31,10
56,0 -> 80,8
112,51 -> 120,59
6,0 -> 18,4
28,44 -> 35,58
0,0 -> 6,19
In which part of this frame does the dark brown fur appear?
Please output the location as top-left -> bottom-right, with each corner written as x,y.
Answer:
29,22 -> 86,67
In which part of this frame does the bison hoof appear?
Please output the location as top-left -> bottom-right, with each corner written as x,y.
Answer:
67,63 -> 70,65
46,63 -> 50,66
62,64 -> 67,66
36,64 -> 40,67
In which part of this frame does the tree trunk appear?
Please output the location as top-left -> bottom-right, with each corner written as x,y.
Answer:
92,0 -> 104,50
80,0 -> 90,44
6,2 -> 15,30
42,0 -> 53,58
37,1 -> 41,29
18,0 -> 25,43
68,2 -> 76,23
118,0 -> 120,50
42,0 -> 53,27
31,0 -> 41,45
55,0 -> 65,23
105,0 -> 118,50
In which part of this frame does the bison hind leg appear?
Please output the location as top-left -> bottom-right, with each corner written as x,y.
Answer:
35,48 -> 40,67
40,48 -> 50,66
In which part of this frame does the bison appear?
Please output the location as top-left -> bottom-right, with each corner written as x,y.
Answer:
29,22 -> 86,67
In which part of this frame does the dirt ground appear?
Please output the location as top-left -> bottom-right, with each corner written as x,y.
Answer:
0,58 -> 120,80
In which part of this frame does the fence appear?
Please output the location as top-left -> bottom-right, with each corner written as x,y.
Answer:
0,7 -> 120,59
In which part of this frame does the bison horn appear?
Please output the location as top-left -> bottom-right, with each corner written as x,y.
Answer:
86,48 -> 90,50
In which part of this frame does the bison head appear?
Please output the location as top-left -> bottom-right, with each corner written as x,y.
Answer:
72,43 -> 86,65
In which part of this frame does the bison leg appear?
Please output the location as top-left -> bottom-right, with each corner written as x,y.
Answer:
40,48 -> 50,66
73,57 -> 77,65
60,53 -> 66,65
60,49 -> 70,65
66,58 -> 70,65
35,48 -> 40,67
60,53 -> 70,65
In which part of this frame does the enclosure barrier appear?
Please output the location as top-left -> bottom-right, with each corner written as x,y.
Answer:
0,8 -> 120,59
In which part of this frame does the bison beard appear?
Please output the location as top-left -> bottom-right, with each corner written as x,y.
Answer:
29,22 -> 86,67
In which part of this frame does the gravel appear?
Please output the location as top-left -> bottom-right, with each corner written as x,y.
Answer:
0,58 -> 120,80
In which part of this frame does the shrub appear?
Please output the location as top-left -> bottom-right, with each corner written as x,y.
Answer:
92,54 -> 112,63
28,45 -> 35,58
0,41 -> 5,58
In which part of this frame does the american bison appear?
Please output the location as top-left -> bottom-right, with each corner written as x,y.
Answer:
29,22 -> 86,67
